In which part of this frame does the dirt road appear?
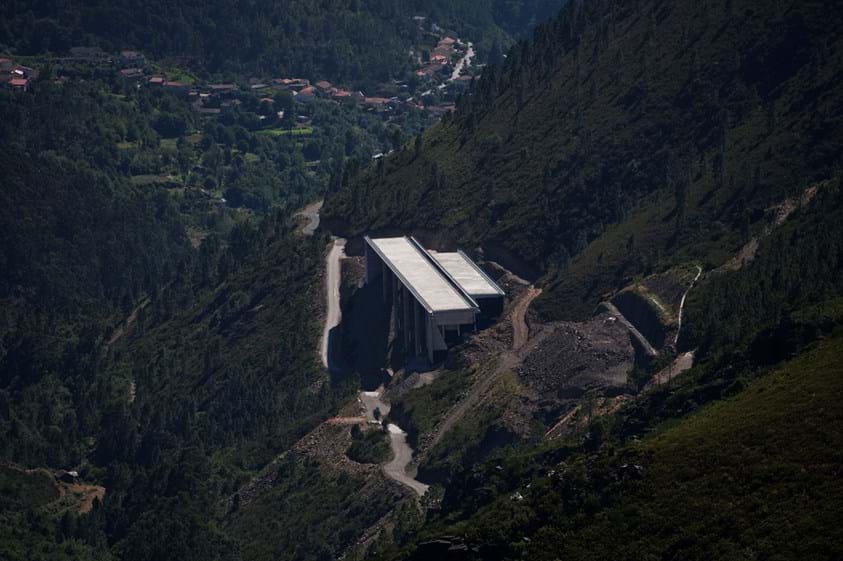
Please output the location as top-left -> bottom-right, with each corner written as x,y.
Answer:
360,388 -> 429,496
322,238 -> 347,369
427,285 -> 541,451
649,351 -> 695,388
384,424 -> 429,496
295,200 -> 323,236
512,286 -> 541,350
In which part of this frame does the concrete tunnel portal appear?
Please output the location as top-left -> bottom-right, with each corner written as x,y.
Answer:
364,236 -> 504,365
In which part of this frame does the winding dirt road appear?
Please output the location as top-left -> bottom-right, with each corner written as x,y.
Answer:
360,388 -> 429,496
427,285 -> 542,452
295,200 -> 323,236
512,287 -> 541,350
319,230 -> 427,495
384,424 -> 429,496
321,238 -> 347,369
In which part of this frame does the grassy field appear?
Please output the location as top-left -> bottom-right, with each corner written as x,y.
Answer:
256,127 -> 314,137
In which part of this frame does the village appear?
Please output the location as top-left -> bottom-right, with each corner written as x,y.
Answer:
2,17 -> 480,146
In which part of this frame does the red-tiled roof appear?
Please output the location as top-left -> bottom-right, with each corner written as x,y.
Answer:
10,78 -> 28,87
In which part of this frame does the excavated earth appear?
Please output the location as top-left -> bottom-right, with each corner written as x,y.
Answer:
516,312 -> 636,426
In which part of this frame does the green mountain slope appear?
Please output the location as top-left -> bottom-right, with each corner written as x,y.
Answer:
323,0 -> 843,320
398,331 -> 843,561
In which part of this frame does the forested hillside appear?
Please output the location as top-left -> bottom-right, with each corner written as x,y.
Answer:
319,1 -> 843,557
324,0 -> 843,319
0,0 -> 567,85
0,55 -> 350,561
2,0 -> 842,559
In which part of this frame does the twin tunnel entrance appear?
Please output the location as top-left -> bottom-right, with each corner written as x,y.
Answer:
364,236 -> 504,366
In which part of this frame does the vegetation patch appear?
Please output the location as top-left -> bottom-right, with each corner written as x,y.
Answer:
255,127 -> 314,137
388,369 -> 472,447
346,426 -> 392,464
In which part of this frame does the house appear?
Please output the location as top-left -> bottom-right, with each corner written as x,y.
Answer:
314,80 -> 333,92
331,88 -> 352,100
273,78 -> 310,92
148,76 -> 165,86
119,68 -> 145,82
163,81 -> 190,96
294,86 -> 319,102
9,78 -> 28,91
14,65 -> 39,79
362,97 -> 393,113
209,83 -> 237,92
119,50 -> 145,68
416,64 -> 444,79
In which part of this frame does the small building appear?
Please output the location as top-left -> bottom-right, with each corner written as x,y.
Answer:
294,86 -> 319,102
331,88 -> 353,100
148,75 -> 165,86
119,67 -> 145,82
209,83 -> 237,92
273,78 -> 310,92
9,78 -> 28,91
163,81 -> 190,96
11,65 -> 39,80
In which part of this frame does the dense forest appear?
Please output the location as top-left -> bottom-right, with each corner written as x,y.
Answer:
0,0 -> 567,86
0,70 -> 362,559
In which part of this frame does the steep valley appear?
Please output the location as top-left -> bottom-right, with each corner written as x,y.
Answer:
1,0 -> 843,559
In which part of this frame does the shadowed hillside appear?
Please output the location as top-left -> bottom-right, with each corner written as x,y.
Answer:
324,0 -> 843,320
